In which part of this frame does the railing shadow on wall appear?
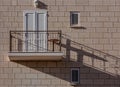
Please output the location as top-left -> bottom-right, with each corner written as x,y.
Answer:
13,33 -> 120,87
61,37 -> 120,77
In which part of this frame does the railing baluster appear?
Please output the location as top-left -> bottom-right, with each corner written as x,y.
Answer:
10,31 -> 12,52
59,31 -> 62,51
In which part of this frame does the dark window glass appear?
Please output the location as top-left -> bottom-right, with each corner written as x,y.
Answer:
71,69 -> 79,82
72,14 -> 78,25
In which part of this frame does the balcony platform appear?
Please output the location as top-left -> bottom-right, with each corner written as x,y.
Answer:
8,52 -> 64,61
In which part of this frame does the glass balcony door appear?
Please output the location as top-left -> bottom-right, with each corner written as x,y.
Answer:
23,10 -> 47,52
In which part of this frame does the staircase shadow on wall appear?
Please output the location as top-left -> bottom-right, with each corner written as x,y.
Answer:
15,37 -> 120,87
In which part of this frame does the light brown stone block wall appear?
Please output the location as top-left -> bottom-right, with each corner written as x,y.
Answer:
0,0 -> 120,87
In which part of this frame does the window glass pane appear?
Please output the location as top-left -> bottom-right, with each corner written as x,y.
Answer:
37,13 -> 47,51
72,14 -> 78,25
26,13 -> 34,31
25,13 -> 35,51
37,13 -> 45,30
72,69 -> 79,82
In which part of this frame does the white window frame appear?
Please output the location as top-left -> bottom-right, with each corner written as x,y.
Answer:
70,11 -> 80,27
71,68 -> 80,84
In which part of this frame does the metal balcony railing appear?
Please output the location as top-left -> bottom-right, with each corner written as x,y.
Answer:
10,30 -> 62,53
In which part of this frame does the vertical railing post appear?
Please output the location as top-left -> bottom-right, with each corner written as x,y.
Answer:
10,31 -> 12,52
59,30 -> 62,51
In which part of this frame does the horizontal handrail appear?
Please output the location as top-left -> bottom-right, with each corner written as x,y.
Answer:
10,30 -> 61,33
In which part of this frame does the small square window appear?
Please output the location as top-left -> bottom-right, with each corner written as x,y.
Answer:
70,12 -> 80,27
71,68 -> 80,85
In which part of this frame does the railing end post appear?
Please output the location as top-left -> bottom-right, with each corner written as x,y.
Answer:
10,31 -> 12,52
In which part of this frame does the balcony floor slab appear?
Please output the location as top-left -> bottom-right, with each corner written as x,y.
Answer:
8,52 -> 64,61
